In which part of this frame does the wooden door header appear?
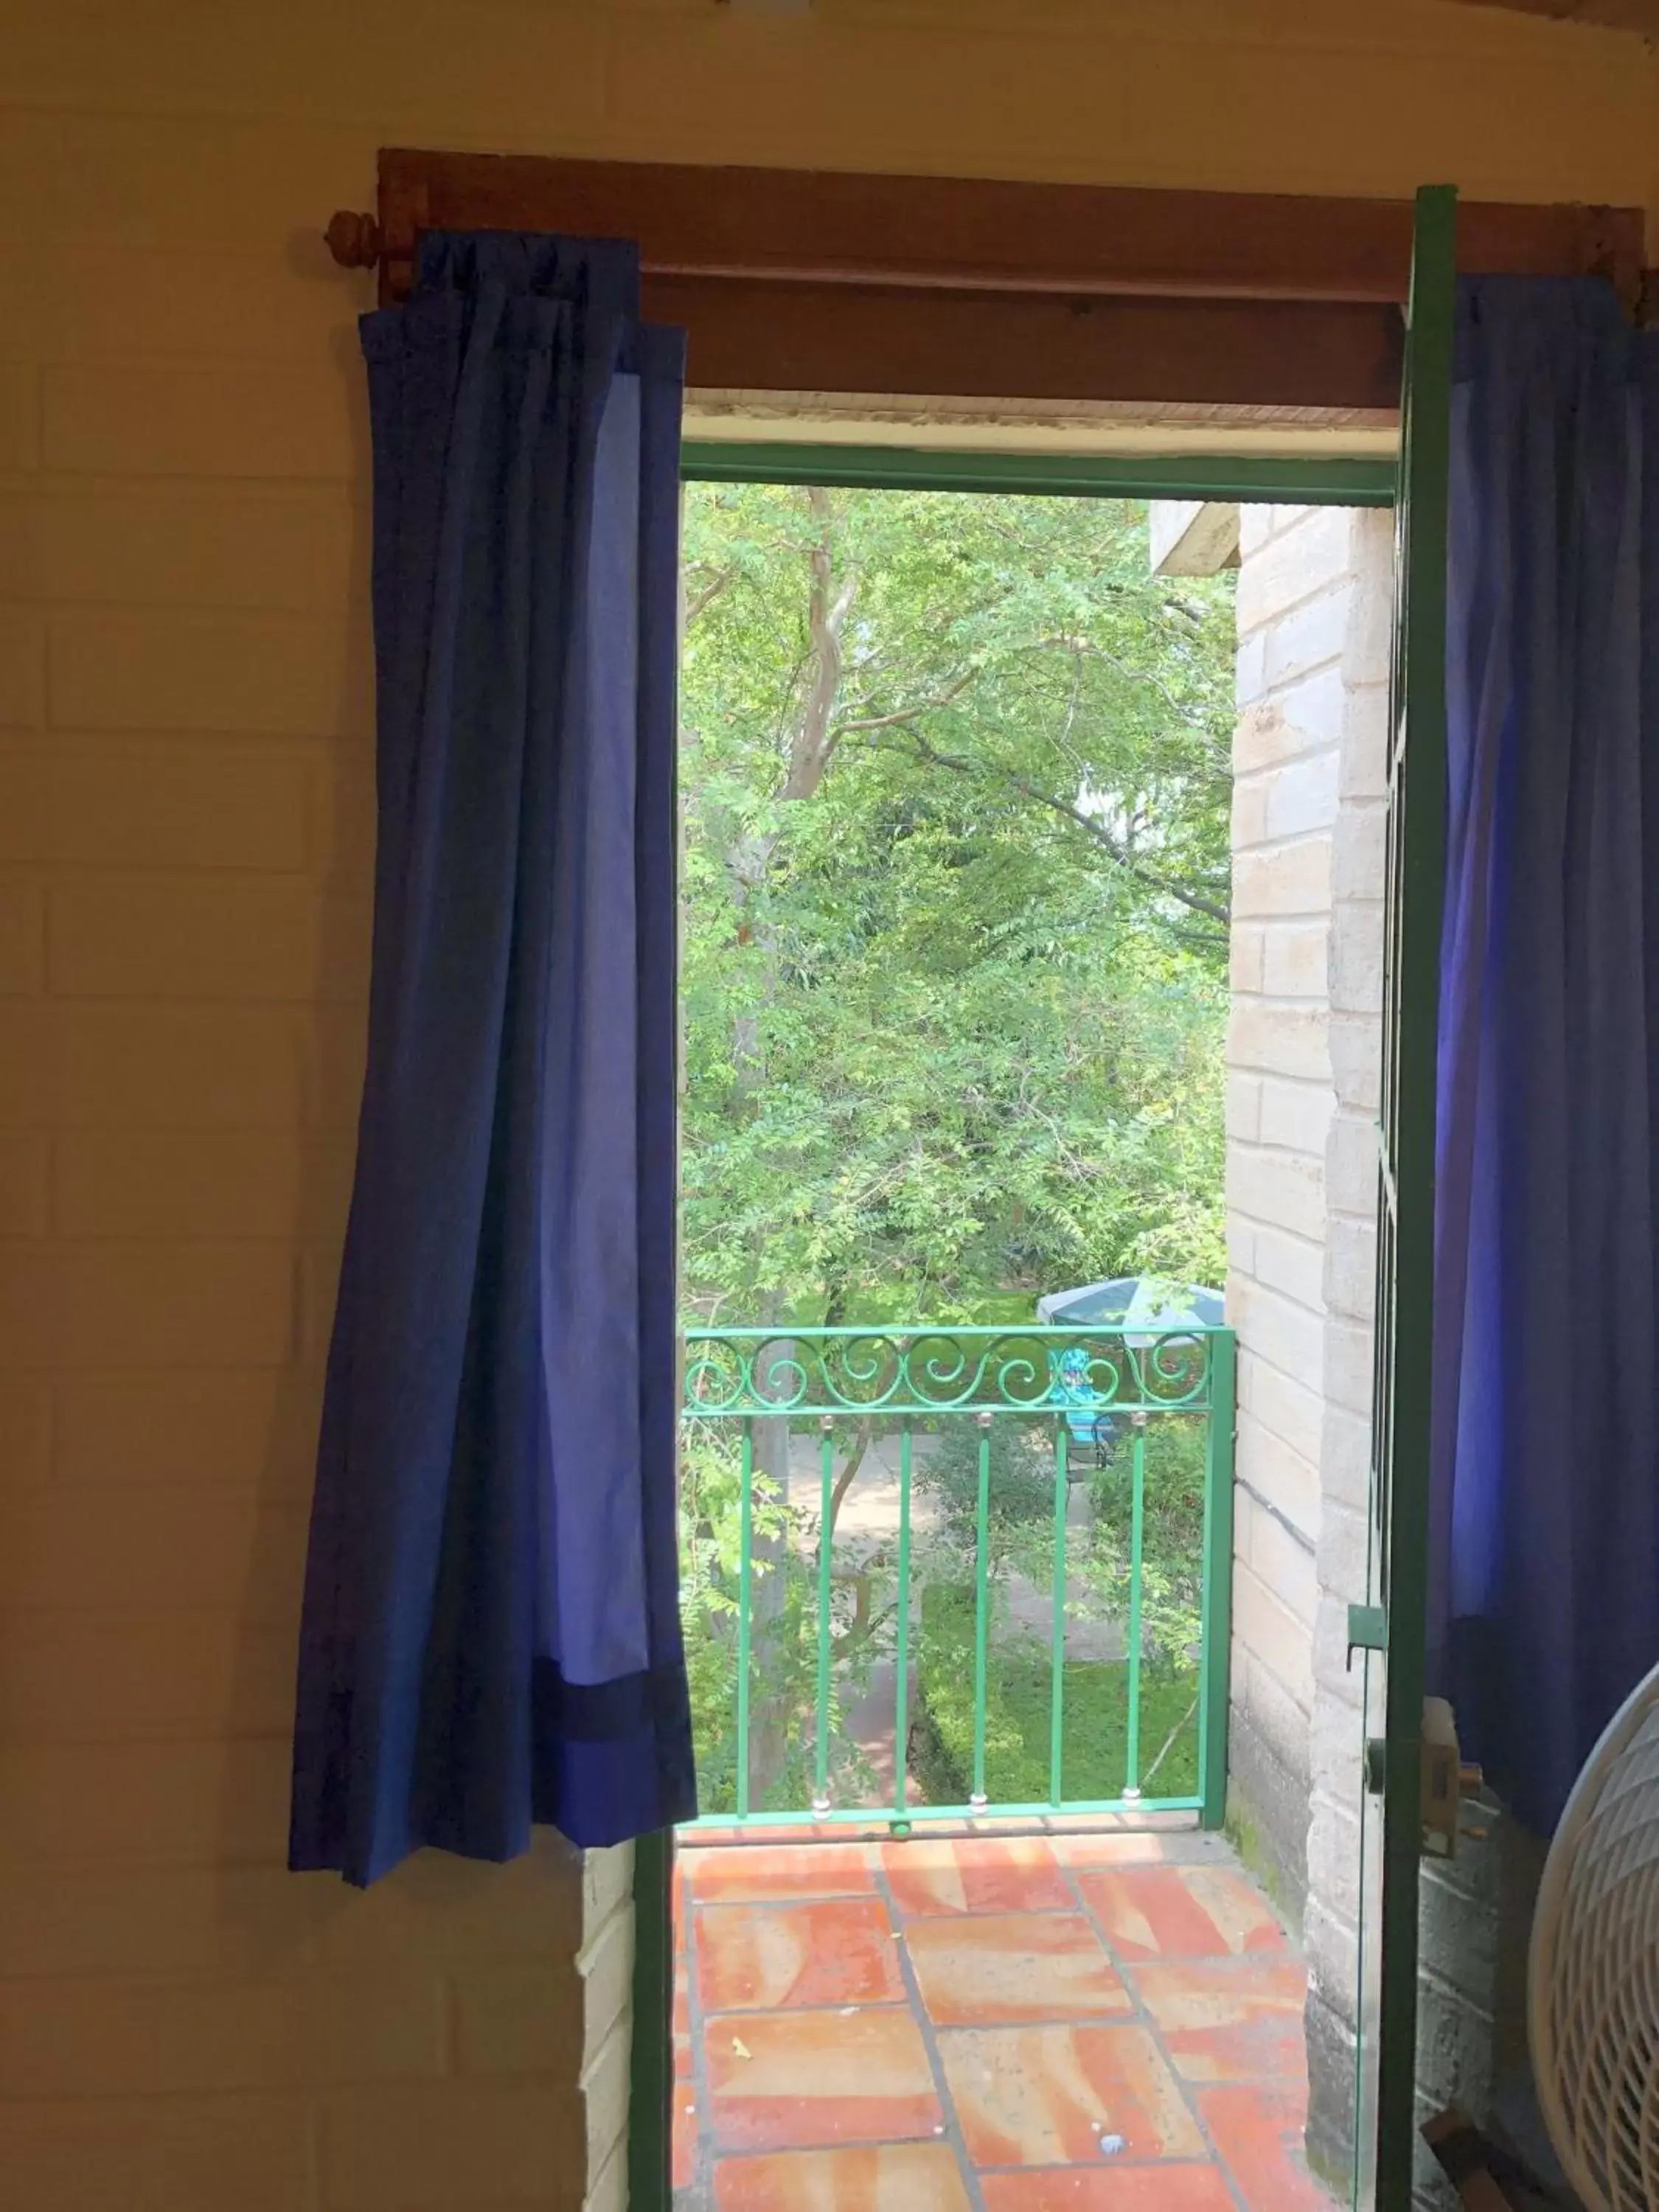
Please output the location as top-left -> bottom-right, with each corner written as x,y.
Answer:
324,150 -> 1646,413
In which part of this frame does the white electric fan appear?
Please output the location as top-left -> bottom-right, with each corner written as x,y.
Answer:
1529,1660 -> 1659,2211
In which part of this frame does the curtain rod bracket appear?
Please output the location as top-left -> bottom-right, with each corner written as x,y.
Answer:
327,201 -> 420,303
326,210 -> 383,274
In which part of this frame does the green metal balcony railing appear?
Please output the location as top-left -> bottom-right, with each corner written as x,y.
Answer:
678,1324 -> 1236,1832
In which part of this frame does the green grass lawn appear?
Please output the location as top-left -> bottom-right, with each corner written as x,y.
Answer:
913,1586 -> 1200,1807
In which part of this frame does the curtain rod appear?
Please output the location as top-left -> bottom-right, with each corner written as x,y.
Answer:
322,158 -> 1655,408
324,153 -> 1647,310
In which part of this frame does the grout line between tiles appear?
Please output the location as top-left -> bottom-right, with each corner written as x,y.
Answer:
872,1854 -> 991,2212
1058,1846 -> 1256,2212
1071,1860 -> 1337,2208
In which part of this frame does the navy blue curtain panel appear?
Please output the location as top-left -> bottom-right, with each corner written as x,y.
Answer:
1432,276 -> 1659,1834
289,234 -> 696,1886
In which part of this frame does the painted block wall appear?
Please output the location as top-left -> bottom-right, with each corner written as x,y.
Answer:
0,3 -> 1652,2207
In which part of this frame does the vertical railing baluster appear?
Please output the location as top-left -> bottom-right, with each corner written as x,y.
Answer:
1049,1419 -> 1068,1808
971,1408 -> 992,1812
1124,1415 -> 1147,1801
893,1421 -> 913,1829
737,1418 -> 754,1820
813,1412 -> 835,1816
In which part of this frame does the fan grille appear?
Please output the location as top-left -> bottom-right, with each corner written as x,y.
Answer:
1531,1686 -> 1659,2212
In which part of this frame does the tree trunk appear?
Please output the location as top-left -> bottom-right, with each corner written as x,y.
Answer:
722,487 -> 858,1103
701,493 -> 861,1808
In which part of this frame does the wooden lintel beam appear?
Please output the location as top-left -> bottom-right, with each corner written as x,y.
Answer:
641,276 -> 1405,413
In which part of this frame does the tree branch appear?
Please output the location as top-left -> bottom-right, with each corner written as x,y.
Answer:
826,667 -> 979,751
780,487 -> 858,803
832,1599 -> 897,1668
823,1417 -> 875,1551
1018,631 -> 1213,738
848,729 -> 1231,929
684,566 -> 734,627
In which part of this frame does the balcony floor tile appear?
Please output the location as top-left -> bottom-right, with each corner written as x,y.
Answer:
937,2022 -> 1205,2168
903,1910 -> 1133,2027
701,2003 -> 943,2152
673,1829 -> 1331,2212
697,1896 -> 907,2013
882,1836 -> 1074,1917
1075,1863 -> 1288,1962
713,2143 -> 975,2211
980,2164 -> 1240,2210
1127,1955 -> 1310,2085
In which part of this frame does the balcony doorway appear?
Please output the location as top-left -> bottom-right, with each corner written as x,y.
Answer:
667,465 -> 1379,2210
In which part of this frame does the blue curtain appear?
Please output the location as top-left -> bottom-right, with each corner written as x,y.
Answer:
289,234 -> 695,1886
1432,276 -> 1659,1834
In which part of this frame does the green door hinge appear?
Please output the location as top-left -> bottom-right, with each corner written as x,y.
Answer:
1346,1604 -> 1387,1669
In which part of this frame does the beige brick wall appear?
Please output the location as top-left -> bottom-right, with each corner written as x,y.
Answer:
0,3 -> 1651,2207
1225,503 -> 1390,1927
1225,501 -> 1390,2176
1305,509 -> 1394,2184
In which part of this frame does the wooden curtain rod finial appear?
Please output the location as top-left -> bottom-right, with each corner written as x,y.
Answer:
326,210 -> 383,272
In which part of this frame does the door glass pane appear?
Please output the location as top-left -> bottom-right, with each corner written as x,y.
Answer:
1353,1649 -> 1385,2208
1349,182 -> 1457,2211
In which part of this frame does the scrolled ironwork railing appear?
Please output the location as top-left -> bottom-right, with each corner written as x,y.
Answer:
684,1325 -> 1216,1419
678,1323 -> 1236,1834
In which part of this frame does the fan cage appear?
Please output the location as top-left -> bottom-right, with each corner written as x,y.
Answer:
1530,1669 -> 1659,2212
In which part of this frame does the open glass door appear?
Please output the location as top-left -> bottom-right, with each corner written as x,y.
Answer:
1350,183 -> 1457,2211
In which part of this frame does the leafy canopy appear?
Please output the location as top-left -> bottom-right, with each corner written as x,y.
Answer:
679,483 -> 1234,1321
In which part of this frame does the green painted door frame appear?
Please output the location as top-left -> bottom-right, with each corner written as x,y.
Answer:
628,1826 -> 675,2211
681,439 -> 1396,506
1362,183 -> 1456,2212
635,408 -> 1436,2212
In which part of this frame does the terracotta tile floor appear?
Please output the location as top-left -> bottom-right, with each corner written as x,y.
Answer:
672,1828 -> 1335,2211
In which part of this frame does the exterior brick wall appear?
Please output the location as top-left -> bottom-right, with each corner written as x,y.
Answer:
1225,505 -> 1391,2187
0,2 -> 1651,2205
1220,501 -> 1551,2201
1404,1813 -> 1551,2211
1304,512 -> 1394,2187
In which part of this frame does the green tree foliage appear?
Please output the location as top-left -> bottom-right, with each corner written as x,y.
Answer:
679,484 -> 1234,1323
914,1411 -> 1208,1663
678,1422 -> 875,1817
675,484 -> 1235,1817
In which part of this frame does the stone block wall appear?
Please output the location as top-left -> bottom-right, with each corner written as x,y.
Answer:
1222,501 -> 1392,2177
1407,1809 -> 1552,2211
